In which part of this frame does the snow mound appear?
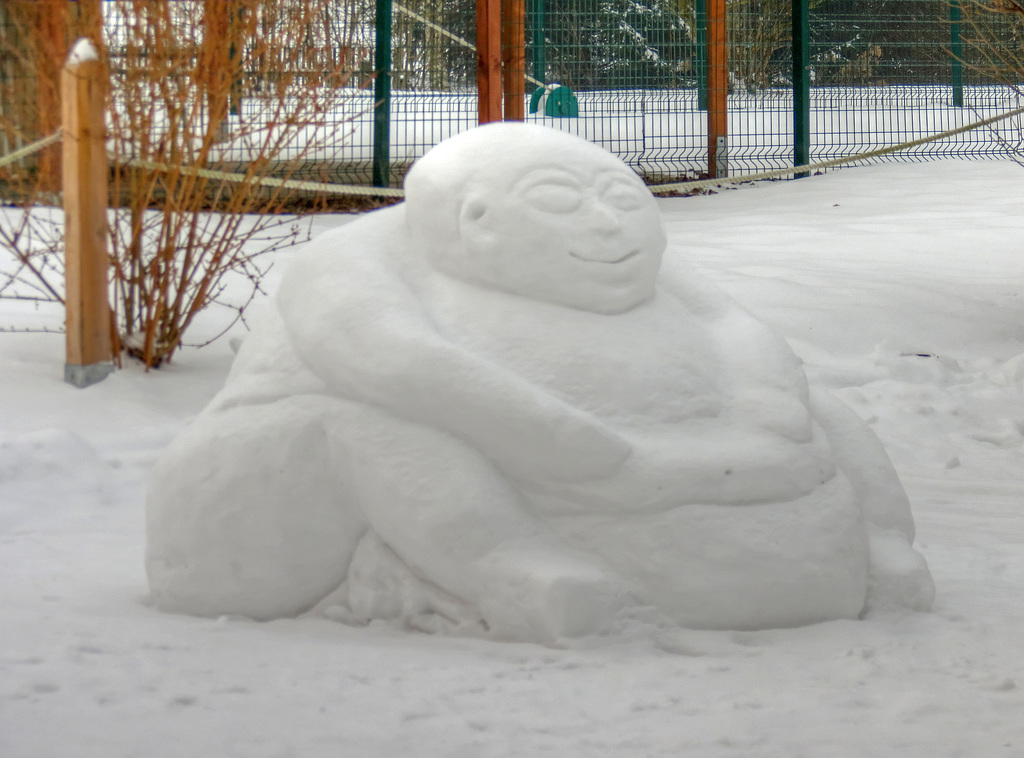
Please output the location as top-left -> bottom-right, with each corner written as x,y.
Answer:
0,428 -> 112,533
0,428 -> 104,482
146,124 -> 933,643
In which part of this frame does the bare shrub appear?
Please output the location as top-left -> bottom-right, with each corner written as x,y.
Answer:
107,0 -> 363,367
1,0 -> 363,367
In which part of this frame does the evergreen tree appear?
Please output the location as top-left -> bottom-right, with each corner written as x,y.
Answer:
533,0 -> 694,89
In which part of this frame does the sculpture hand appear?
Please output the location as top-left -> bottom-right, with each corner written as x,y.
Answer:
476,542 -> 635,642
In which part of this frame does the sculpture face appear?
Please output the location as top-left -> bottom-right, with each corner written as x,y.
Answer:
459,162 -> 665,313
406,124 -> 667,314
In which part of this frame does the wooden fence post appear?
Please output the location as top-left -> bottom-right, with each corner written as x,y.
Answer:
707,0 -> 727,178
63,38 -> 114,388
477,0 -> 503,124
501,0 -> 525,121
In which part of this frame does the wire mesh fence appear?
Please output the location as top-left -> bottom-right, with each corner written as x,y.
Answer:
338,0 -> 1024,184
801,0 -> 1024,168
514,0 -> 1024,179
1,0 -> 1023,198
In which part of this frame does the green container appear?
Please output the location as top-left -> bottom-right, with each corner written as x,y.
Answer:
529,85 -> 579,118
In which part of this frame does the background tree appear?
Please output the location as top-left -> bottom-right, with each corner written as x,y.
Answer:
532,0 -> 693,90
957,0 -> 1024,88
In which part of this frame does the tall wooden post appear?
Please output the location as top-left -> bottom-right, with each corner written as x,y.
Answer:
502,0 -> 526,121
63,39 -> 114,387
477,0 -> 503,124
706,0 -> 727,178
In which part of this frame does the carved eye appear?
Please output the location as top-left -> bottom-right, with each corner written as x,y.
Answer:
524,182 -> 582,214
601,182 -> 645,211
463,199 -> 487,221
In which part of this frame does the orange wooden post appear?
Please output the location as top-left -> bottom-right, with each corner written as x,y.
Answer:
477,0 -> 503,124
707,0 -> 728,178
63,39 -> 114,387
501,0 -> 526,121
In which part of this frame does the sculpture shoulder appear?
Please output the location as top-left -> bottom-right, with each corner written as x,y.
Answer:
656,246 -> 795,358
656,246 -> 745,320
209,303 -> 328,411
282,204 -> 416,289
273,202 -> 454,387
277,204 -> 428,326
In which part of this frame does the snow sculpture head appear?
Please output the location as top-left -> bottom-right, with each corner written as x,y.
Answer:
404,123 -> 667,314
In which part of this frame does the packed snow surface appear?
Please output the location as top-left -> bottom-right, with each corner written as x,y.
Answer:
2,156 -> 1024,756
145,124 -> 931,638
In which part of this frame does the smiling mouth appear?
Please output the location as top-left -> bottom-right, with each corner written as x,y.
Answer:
569,248 -> 641,265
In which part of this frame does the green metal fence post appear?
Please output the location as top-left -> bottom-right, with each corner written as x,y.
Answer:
950,0 -> 963,108
532,0 -> 546,85
373,0 -> 393,188
792,0 -> 810,177
695,0 -> 707,111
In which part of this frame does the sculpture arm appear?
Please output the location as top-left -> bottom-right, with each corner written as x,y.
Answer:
276,228 -> 630,482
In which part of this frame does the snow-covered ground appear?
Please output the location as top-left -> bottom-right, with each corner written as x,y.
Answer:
3,158 -> 1024,757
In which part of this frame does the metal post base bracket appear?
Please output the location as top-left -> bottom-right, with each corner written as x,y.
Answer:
715,135 -> 729,178
65,362 -> 114,389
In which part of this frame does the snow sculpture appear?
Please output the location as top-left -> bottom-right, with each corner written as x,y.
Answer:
146,123 -> 934,642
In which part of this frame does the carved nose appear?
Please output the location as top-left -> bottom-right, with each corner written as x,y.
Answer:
590,203 -> 621,234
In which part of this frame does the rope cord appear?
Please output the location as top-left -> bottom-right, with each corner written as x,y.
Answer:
3,104 -> 1022,202
650,103 -> 1024,195
0,130 -> 62,170
115,155 -> 406,198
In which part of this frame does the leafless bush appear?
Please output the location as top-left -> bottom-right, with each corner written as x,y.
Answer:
108,0 -> 364,367
1,0 -> 363,367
